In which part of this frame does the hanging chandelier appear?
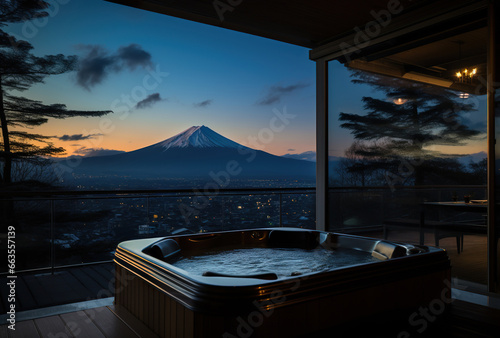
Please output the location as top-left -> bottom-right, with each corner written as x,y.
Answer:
454,41 -> 476,84
455,67 -> 477,83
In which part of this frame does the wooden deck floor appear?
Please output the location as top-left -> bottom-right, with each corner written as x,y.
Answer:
2,300 -> 500,338
0,263 -> 115,314
0,304 -> 158,338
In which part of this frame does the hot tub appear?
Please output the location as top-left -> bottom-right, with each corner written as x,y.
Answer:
114,228 -> 450,337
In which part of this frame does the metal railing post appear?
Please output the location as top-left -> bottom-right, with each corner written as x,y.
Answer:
50,199 -> 55,275
147,196 -> 150,224
279,193 -> 283,227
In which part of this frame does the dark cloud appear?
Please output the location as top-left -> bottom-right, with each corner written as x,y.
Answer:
135,93 -> 163,110
74,147 -> 126,157
117,44 -> 153,70
288,148 -> 295,152
76,45 -> 116,90
258,83 -> 309,105
194,99 -> 213,108
58,133 -> 101,141
76,44 -> 153,90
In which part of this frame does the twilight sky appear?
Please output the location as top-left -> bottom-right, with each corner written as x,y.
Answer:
4,0 -> 486,158
5,0 -> 316,157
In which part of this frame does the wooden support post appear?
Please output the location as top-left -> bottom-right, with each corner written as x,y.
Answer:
316,59 -> 328,231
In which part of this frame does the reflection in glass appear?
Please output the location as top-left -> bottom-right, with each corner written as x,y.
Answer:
328,61 -> 488,288
495,89 -> 500,290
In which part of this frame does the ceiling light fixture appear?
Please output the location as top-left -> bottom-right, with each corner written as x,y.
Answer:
456,68 -> 477,83
454,41 -> 476,84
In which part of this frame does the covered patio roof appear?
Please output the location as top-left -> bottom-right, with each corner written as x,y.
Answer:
108,0 -> 488,93
107,0 -> 422,48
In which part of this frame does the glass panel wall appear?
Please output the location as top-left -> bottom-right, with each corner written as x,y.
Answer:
2,191 -> 315,272
493,0 -> 500,293
328,57 -> 488,289
494,91 -> 499,291
0,199 -> 51,272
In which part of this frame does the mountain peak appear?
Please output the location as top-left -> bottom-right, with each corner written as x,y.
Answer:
157,125 -> 244,150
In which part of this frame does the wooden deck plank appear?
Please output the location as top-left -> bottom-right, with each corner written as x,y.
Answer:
0,276 -> 10,313
59,268 -> 99,300
34,315 -> 74,338
17,275 -> 37,311
81,266 -> 112,291
90,264 -> 115,283
8,320 -> 40,338
21,274 -> 51,308
60,311 -> 106,338
35,272 -> 82,305
69,268 -> 107,297
2,297 -> 500,338
109,304 -> 159,338
84,307 -> 139,338
0,265 -> 116,315
451,299 -> 500,324
1,323 -> 9,337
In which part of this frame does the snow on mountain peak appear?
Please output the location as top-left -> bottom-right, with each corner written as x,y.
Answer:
157,125 -> 244,150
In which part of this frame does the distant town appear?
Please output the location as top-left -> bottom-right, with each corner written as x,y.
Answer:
8,177 -> 315,273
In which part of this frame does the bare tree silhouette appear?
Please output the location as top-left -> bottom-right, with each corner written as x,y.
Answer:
0,1 -> 112,186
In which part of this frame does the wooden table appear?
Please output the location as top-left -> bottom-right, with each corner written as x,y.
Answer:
421,201 -> 487,251
423,201 -> 488,213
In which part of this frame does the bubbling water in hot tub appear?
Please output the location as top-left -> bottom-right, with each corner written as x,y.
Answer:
170,247 -> 378,279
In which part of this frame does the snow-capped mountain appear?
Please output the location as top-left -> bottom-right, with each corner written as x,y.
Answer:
157,125 -> 244,150
456,151 -> 487,166
69,126 -> 315,185
281,151 -> 316,162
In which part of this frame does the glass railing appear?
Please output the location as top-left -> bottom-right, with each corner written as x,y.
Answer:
0,188 -> 316,274
2,184 -> 487,279
327,185 -> 487,233
328,185 -> 489,289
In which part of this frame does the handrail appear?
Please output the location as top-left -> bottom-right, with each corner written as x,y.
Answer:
0,186 -> 316,199
0,188 -> 317,276
0,260 -> 114,276
328,185 -> 486,190
0,184 -> 487,199
0,185 -> 487,275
